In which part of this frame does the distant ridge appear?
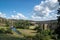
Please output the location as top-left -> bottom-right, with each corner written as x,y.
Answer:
0,17 -> 57,26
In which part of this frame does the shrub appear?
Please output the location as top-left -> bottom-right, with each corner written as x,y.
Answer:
0,28 -> 6,33
0,28 -> 13,34
5,28 -> 13,34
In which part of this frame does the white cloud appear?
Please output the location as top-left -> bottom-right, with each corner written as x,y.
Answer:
17,13 -> 26,18
10,13 -> 27,19
0,11 -> 28,20
34,5 -> 41,11
32,0 -> 59,21
0,12 -> 6,18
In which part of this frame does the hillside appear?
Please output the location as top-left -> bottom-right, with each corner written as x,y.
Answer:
0,17 -> 57,27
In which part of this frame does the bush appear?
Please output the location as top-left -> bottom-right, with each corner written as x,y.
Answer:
0,28 -> 6,33
5,28 -> 13,34
0,28 -> 13,34
16,26 -> 24,29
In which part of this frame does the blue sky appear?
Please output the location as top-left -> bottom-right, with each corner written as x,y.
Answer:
0,0 -> 41,18
0,0 -> 59,21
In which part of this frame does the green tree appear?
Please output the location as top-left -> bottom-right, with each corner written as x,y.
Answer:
14,20 -> 32,29
32,24 -> 55,40
54,0 -> 60,39
5,21 -> 10,27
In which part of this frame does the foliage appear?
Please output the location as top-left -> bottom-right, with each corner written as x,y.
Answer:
55,5 -> 60,39
14,20 -> 32,29
34,30 -> 53,40
0,28 -> 6,33
0,34 -> 25,40
5,21 -> 10,27
32,24 -> 56,40
0,28 -> 13,34
5,28 -> 13,34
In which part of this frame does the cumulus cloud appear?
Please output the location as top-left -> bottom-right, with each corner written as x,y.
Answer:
32,0 -> 59,21
0,12 -> 6,18
10,13 -> 27,19
0,11 -> 27,20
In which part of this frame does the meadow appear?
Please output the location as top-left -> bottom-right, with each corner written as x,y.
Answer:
0,26 -> 36,40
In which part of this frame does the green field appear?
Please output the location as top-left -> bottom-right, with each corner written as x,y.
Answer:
0,34 -> 24,40
0,27 -> 36,40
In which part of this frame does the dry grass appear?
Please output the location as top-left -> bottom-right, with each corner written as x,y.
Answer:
17,29 -> 37,37
0,26 -> 37,36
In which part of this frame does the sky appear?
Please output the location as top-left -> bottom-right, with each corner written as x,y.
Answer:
0,0 -> 59,21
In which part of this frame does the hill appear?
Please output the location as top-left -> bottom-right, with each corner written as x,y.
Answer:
0,17 -> 57,27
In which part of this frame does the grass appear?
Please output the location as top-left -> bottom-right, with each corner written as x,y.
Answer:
0,26 -> 37,40
0,26 -> 8,29
0,34 -> 24,40
17,29 -> 37,37
0,27 -> 36,36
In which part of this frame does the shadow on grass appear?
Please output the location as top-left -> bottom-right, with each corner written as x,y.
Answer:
0,34 -> 25,40
0,37 -> 25,40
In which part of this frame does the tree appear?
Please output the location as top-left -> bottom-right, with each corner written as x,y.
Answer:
5,20 -> 10,27
14,20 -> 32,29
54,0 -> 60,39
31,23 -> 55,40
